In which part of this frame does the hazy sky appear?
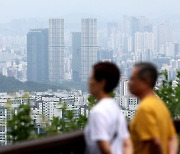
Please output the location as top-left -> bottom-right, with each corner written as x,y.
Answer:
0,0 -> 180,23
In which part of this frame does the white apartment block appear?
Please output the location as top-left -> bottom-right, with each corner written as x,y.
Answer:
135,32 -> 155,53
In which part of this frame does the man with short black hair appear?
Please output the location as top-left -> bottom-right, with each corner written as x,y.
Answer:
129,62 -> 178,154
85,62 -> 132,154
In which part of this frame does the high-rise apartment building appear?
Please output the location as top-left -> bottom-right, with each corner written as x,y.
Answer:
175,43 -> 180,56
49,19 -> 64,83
157,22 -> 173,54
107,22 -> 118,38
97,48 -> 113,62
27,29 -> 48,83
123,16 -> 152,52
81,18 -> 98,82
72,32 -> 81,82
135,32 -> 155,53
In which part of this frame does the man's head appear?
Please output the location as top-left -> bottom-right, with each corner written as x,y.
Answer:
89,62 -> 120,98
128,62 -> 158,97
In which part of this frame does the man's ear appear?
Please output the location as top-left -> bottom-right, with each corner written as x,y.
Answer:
143,77 -> 151,88
101,79 -> 107,90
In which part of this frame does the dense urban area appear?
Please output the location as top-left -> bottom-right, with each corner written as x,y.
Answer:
0,16 -> 180,145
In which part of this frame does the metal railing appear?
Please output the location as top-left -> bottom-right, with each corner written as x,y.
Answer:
0,120 -> 179,154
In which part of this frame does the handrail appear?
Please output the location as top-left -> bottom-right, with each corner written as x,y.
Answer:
0,131 -> 85,154
0,120 -> 179,154
174,119 -> 180,134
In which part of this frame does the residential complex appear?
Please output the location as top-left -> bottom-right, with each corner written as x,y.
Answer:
0,83 -> 138,145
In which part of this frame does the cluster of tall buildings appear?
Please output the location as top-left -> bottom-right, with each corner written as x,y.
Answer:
27,18 -> 97,84
27,16 -> 180,85
106,16 -> 180,58
105,16 -> 180,80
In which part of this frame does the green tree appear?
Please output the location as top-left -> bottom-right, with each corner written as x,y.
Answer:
45,113 -> 88,135
156,71 -> 180,118
77,114 -> 88,129
87,91 -> 115,109
45,102 -> 88,135
7,94 -> 34,143
45,117 -> 61,136
88,95 -> 96,110
7,103 -> 34,142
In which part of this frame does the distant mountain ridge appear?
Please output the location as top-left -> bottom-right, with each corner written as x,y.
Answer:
0,74 -> 62,92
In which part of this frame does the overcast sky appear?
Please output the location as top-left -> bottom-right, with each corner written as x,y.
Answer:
0,0 -> 180,23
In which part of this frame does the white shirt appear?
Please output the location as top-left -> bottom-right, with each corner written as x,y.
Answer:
84,98 -> 129,154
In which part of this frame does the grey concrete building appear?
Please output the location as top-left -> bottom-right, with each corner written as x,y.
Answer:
27,29 -> 48,83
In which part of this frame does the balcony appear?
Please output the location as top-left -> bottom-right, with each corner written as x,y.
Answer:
0,120 -> 179,154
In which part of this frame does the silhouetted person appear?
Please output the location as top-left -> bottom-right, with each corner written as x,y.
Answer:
129,62 -> 178,154
85,62 -> 132,154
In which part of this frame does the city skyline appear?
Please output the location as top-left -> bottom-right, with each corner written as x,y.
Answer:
1,16 -> 180,84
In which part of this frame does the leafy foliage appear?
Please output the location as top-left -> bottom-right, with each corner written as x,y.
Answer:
87,91 -> 115,109
156,71 -> 180,118
44,102 -> 88,135
88,95 -> 96,110
7,103 -> 34,142
45,113 -> 88,135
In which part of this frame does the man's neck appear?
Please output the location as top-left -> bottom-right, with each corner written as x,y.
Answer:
138,89 -> 155,101
96,93 -> 112,102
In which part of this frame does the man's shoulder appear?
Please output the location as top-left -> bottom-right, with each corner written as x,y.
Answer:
138,96 -> 169,114
140,96 -> 160,108
90,104 -> 108,121
91,98 -> 118,115
90,102 -> 104,115
91,105 -> 101,114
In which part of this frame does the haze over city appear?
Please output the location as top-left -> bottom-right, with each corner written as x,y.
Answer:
0,0 -> 180,23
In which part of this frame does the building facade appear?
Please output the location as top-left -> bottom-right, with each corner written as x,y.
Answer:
81,18 -> 98,82
49,19 -> 65,83
72,32 -> 81,82
27,29 -> 48,83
